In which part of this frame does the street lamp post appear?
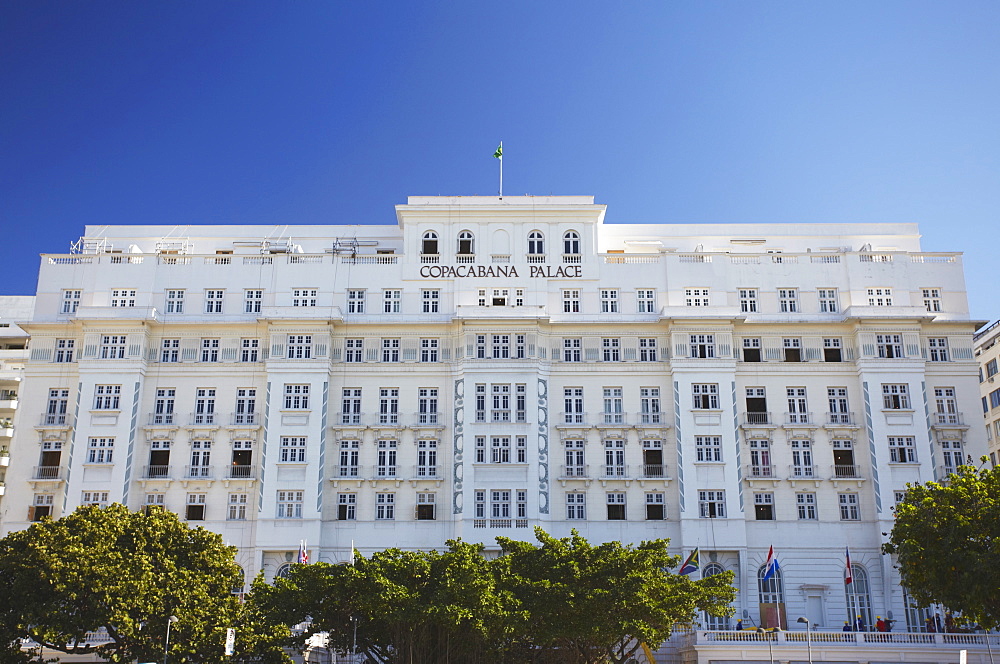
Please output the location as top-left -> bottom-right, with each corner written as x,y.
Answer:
756,627 -> 775,664
797,617 -> 813,664
163,615 -> 178,664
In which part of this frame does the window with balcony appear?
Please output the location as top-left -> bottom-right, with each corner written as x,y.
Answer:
748,439 -> 770,476
45,389 -> 69,425
604,439 -> 626,477
786,387 -> 809,423
602,387 -> 624,424
564,440 -> 585,477
933,387 -> 959,424
417,440 -> 437,477
338,440 -> 360,477
340,388 -> 362,425
421,231 -> 439,256
377,439 -> 398,477
564,387 -> 584,423
791,440 -> 813,477
153,388 -> 175,424
378,388 -> 399,424
193,388 -> 216,423
457,231 -> 475,256
640,387 -> 661,424
527,231 -> 545,257
827,387 -> 850,423
563,231 -> 580,257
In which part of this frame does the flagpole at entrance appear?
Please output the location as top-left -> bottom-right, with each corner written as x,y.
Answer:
494,141 -> 503,197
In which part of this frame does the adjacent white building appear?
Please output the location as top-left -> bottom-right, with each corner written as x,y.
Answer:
976,320 -> 1000,465
0,195 -> 987,653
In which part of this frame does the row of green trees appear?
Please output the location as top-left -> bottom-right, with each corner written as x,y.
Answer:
0,505 -> 734,663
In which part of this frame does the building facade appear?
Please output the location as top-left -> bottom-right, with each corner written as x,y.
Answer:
0,296 -> 33,510
976,320 -> 1000,465
0,195 -> 986,638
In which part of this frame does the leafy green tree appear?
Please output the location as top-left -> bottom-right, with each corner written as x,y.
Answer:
0,503 -> 288,663
884,463 -> 1000,629
497,529 -> 735,664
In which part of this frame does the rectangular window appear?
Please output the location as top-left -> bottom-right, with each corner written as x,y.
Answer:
165,289 -> 184,313
94,385 -> 121,410
417,440 -> 438,477
279,436 -> 307,463
61,289 -> 81,314
86,437 -> 114,464
698,490 -> 726,518
988,359 -> 999,378
243,290 -> 262,314
637,289 -> 656,313
205,289 -> 225,314
563,338 -> 582,362
201,338 -> 220,362
600,289 -> 619,313
796,493 -> 817,520
490,490 -> 512,519
868,288 -> 893,306
786,387 -> 808,423
337,493 -> 357,520
110,289 -> 136,307
696,436 -> 722,462
839,493 -> 860,520
416,492 -> 436,520
382,338 -> 400,363
685,288 -> 710,307
692,384 -> 719,409
338,440 -> 360,476
604,439 -> 626,476
823,337 -> 843,362
922,288 -> 942,312
491,384 -> 511,423
640,387 -> 661,424
160,339 -> 179,363
566,493 -> 586,520
153,388 -> 175,424
877,334 -> 904,358
383,289 -> 401,313
783,338 -> 802,362
990,388 -> 1000,410
345,338 -> 363,363
234,388 -> 256,424
341,388 -> 362,425
739,288 -> 758,313
602,338 -> 620,362
31,494 -> 54,521
287,334 -> 312,359
928,337 -> 949,361
639,338 -> 657,361
690,334 -> 715,358
194,388 -> 216,424
277,491 -> 304,519
754,493 -> 775,520
376,493 -> 395,520
827,387 -> 850,423
882,384 -> 910,409
564,387 -> 584,424
377,439 -> 398,476
742,337 -> 762,362
889,436 -> 917,463
284,384 -> 310,410
818,288 -> 839,313
228,493 -> 248,520
55,338 -> 76,363
422,289 -> 440,313
602,387 -> 624,424
45,388 -> 69,425
347,290 -> 366,314
778,288 -> 798,312
606,492 -> 626,520
241,338 -> 259,362
100,335 -> 126,359
492,334 -> 510,359
417,388 -> 438,424
491,436 -> 511,463
379,388 -> 399,424
562,290 -> 581,313
645,493 -> 665,520
292,288 -> 317,307
185,493 -> 206,521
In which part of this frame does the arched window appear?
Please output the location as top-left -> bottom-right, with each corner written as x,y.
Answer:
563,231 -> 580,255
702,563 -> 731,630
422,231 -> 438,255
757,564 -> 785,629
528,231 -> 545,255
845,565 -> 874,630
903,586 -> 932,632
458,231 -> 475,255
275,563 -> 293,581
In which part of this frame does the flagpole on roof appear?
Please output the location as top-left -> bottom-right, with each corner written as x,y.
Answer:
494,141 -> 503,198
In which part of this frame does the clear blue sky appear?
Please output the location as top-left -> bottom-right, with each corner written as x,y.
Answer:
2,2 -> 998,322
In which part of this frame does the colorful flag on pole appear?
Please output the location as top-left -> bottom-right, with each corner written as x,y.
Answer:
762,546 -> 780,582
844,547 -> 853,584
679,548 -> 700,575
493,143 -> 503,159
297,540 -> 308,564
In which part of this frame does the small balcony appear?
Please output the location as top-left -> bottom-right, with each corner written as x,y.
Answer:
640,464 -> 670,479
147,413 -> 176,426
420,254 -> 440,264
189,412 -> 218,426
231,412 -> 258,425
638,412 -> 666,425
745,464 -> 777,479
39,413 -> 70,426
411,465 -> 440,480
932,412 -> 965,426
742,412 -> 773,426
142,465 -> 171,479
414,411 -> 442,426
826,412 -> 857,426
525,254 -> 546,264
832,464 -> 862,479
784,412 -> 814,425
600,412 -> 628,426
184,465 -> 214,479
473,518 -> 530,529
558,413 -> 589,426
335,465 -> 362,479
32,465 -> 63,480
559,464 -> 590,479
455,254 -> 475,264
600,464 -> 630,479
336,412 -> 366,426
562,254 -> 582,264
788,464 -> 819,480
372,465 -> 400,480
227,465 -> 255,479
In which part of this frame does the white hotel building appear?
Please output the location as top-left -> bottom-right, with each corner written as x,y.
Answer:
0,195 -> 989,657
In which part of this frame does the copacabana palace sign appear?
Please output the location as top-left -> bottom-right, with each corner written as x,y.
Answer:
419,264 -> 583,278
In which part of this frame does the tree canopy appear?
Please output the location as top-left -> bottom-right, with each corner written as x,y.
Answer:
253,528 -> 735,664
0,504 -> 288,663
883,463 -> 1000,629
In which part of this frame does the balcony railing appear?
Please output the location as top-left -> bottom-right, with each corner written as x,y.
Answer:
143,465 -> 171,479
562,254 -> 582,264
601,412 -> 627,425
640,464 -> 669,479
833,464 -> 862,479
785,412 -> 814,425
743,412 -> 772,425
231,412 -> 258,425
338,413 -> 365,426
336,465 -> 362,478
455,254 -> 475,264
184,465 -> 214,479
933,412 -> 964,425
473,519 -> 530,528
412,465 -> 439,479
148,413 -> 176,425
559,413 -> 588,425
190,412 -> 218,425
560,464 -> 590,478
789,464 -> 819,479
601,464 -> 630,479
32,465 -> 63,480
373,465 -> 399,479
826,412 -> 856,425
420,254 -> 440,264
415,411 -> 441,425
525,254 -> 546,264
746,464 -> 777,478
40,413 -> 69,426
638,412 -> 664,425
228,465 -> 255,479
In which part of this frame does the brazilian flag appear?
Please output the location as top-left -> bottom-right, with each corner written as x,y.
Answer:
493,144 -> 503,159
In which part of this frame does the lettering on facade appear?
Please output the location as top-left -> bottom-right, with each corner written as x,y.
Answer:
419,264 -> 582,279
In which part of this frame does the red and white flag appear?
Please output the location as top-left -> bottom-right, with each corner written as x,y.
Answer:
844,546 -> 853,585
